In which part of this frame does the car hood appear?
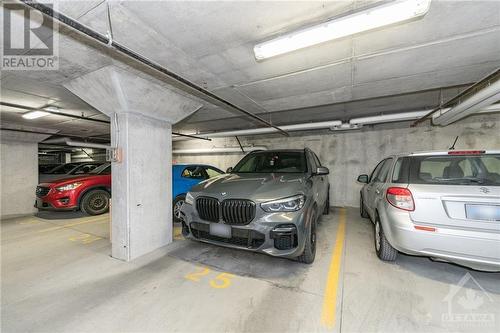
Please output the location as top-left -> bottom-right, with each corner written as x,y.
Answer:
38,174 -> 107,186
190,173 -> 308,203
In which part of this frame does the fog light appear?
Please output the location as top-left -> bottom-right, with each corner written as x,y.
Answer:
59,197 -> 70,205
270,224 -> 298,250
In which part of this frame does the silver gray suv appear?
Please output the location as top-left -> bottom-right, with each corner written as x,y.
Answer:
180,149 -> 330,264
358,150 -> 500,271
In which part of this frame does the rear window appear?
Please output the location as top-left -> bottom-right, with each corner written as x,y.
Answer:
408,154 -> 500,186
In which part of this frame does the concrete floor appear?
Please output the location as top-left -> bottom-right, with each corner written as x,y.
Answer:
1,208 -> 499,333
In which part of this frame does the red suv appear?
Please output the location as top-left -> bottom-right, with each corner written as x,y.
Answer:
35,163 -> 111,215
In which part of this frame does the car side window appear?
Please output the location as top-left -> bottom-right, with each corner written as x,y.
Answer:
205,167 -> 222,178
182,166 -> 206,179
369,160 -> 385,183
376,159 -> 393,183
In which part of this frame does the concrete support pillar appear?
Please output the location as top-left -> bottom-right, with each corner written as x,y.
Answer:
1,125 -> 55,219
65,65 -> 201,261
111,113 -> 172,260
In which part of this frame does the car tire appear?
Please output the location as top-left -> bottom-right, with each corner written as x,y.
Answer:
173,195 -> 186,223
298,212 -> 317,264
80,189 -> 110,216
323,190 -> 330,215
360,194 -> 369,218
374,217 -> 397,261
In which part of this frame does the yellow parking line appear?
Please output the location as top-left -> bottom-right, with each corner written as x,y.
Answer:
321,208 -> 346,329
38,217 -> 108,233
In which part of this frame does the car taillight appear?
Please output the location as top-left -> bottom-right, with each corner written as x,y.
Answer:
386,187 -> 414,211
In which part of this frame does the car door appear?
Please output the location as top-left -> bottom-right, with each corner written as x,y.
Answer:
364,158 -> 392,217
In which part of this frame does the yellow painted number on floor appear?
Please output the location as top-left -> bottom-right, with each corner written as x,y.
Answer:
209,273 -> 235,289
185,267 -> 236,289
69,233 -> 102,244
184,267 -> 211,282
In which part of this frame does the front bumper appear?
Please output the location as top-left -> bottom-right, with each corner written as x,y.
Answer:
180,202 -> 309,259
381,206 -> 500,272
35,188 -> 79,211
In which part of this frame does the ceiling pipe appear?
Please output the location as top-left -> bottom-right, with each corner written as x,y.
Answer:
173,119 -> 342,140
20,1 -> 288,137
432,80 -> 500,126
173,146 -> 267,154
43,137 -> 111,149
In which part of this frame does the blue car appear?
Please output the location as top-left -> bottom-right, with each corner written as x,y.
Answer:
172,164 -> 224,222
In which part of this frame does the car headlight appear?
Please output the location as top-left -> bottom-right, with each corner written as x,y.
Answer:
185,192 -> 194,205
261,194 -> 305,212
55,182 -> 83,192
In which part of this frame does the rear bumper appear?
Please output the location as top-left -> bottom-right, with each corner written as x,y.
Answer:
381,208 -> 500,272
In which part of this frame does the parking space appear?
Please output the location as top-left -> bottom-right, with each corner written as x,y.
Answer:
3,208 -> 498,332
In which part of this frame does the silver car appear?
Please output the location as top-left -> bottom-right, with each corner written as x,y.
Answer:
180,149 -> 330,264
358,150 -> 500,271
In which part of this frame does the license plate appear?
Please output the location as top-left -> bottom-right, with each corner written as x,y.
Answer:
209,223 -> 231,238
466,204 -> 500,221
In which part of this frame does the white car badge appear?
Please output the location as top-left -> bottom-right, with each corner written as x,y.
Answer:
479,187 -> 490,194
221,192 -> 227,197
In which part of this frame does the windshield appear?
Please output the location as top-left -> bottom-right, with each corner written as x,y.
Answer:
408,154 -> 500,186
46,163 -> 79,174
232,151 -> 307,173
90,163 -> 111,174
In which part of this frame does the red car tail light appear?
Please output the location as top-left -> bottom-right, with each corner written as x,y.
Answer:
386,187 -> 415,211
448,150 -> 485,155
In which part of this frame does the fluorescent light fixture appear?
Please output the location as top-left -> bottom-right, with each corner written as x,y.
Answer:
22,111 -> 50,119
254,0 -> 432,60
44,106 -> 60,112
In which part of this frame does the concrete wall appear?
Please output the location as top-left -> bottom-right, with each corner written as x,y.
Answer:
173,114 -> 500,207
1,141 -> 38,219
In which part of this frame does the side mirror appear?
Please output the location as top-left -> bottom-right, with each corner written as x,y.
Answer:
357,174 -> 369,184
226,167 -> 233,173
315,166 -> 329,175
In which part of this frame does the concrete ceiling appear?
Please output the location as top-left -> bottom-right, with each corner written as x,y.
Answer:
1,0 -> 499,138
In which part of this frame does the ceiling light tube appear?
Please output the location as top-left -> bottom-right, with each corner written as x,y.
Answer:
350,110 -> 431,125
22,111 -> 50,119
254,0 -> 432,60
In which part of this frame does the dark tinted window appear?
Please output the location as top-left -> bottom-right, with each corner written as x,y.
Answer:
48,163 -> 79,174
90,163 -> 111,174
233,151 -> 307,173
182,166 -> 206,179
409,154 -> 500,185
